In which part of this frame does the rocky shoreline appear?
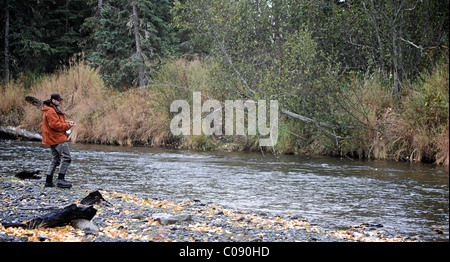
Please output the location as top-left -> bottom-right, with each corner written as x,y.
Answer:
0,176 -> 416,242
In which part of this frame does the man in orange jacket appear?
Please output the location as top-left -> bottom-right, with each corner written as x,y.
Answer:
42,93 -> 76,188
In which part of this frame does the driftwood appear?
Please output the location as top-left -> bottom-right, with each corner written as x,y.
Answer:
3,204 -> 97,229
27,204 -> 97,229
0,126 -> 42,141
81,190 -> 111,206
2,191 -> 109,229
15,169 -> 41,180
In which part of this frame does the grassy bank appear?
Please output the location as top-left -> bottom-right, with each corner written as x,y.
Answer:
0,55 -> 448,165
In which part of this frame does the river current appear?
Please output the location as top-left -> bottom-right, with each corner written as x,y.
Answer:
1,140 -> 448,241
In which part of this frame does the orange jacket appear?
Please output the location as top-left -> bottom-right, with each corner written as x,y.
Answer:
42,101 -> 71,145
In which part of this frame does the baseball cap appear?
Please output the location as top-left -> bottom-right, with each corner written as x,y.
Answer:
50,93 -> 64,101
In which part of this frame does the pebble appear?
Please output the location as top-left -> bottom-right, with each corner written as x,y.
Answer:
0,176 -> 413,242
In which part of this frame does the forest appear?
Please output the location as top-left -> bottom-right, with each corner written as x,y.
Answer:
1,0 -> 449,165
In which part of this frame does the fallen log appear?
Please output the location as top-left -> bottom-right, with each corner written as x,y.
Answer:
81,190 -> 111,206
29,204 -> 97,228
1,191 -> 109,229
3,204 -> 97,229
0,126 -> 42,141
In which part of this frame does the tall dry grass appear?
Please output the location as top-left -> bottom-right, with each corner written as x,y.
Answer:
388,53 -> 449,164
15,60 -> 168,146
341,72 -> 395,160
20,61 -> 106,133
345,53 -> 449,165
2,58 -> 221,148
0,82 -> 26,126
1,55 -> 448,165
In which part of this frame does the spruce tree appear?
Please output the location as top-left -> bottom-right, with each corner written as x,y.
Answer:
84,0 -> 178,89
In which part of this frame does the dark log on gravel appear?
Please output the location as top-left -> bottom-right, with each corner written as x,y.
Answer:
80,190 -> 111,206
2,191 -> 107,229
3,204 -> 97,229
0,126 -> 42,141
29,204 -> 97,228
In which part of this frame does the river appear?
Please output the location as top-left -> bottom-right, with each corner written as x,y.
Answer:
1,140 -> 448,241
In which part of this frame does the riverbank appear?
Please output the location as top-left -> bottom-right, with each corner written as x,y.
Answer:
1,56 -> 448,165
0,176 -> 417,242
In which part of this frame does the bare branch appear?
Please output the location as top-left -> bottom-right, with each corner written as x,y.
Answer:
399,37 -> 423,50
280,109 -> 358,131
211,30 -> 255,96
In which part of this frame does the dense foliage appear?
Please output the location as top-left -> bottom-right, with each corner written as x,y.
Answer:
1,0 -> 448,164
1,0 -> 178,89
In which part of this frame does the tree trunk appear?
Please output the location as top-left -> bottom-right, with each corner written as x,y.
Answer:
392,31 -> 400,96
131,0 -> 145,87
4,0 -> 10,82
362,0 -> 386,77
391,0 -> 404,97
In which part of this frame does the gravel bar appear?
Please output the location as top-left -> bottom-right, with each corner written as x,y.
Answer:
0,176 -> 415,242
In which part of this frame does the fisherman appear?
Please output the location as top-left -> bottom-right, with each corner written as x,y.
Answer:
42,93 -> 76,188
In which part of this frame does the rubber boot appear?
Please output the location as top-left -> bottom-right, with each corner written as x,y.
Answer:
44,175 -> 55,187
56,173 -> 72,188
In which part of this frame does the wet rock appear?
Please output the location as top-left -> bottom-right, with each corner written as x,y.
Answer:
366,223 -> 383,228
192,199 -> 207,206
131,214 -> 145,220
256,211 -> 269,217
0,234 -> 20,242
151,213 -> 193,225
37,236 -> 51,242
289,214 -> 303,220
2,183 -> 12,189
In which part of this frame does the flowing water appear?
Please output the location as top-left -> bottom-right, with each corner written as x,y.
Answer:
1,140 -> 448,241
